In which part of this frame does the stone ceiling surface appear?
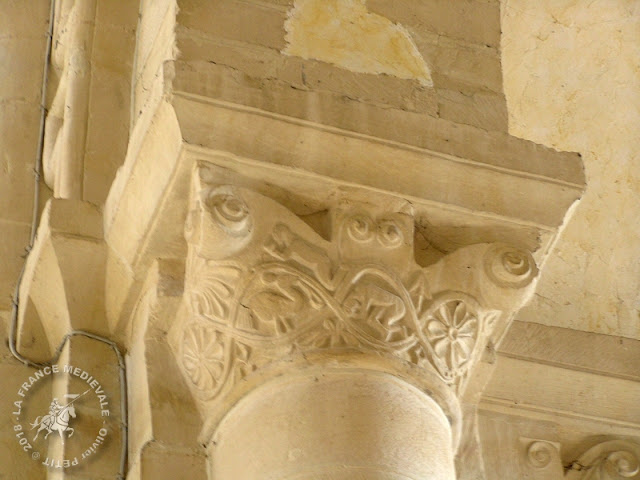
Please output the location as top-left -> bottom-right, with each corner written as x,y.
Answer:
501,0 -> 640,339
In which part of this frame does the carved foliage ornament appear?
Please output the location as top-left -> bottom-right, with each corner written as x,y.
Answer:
178,184 -> 537,401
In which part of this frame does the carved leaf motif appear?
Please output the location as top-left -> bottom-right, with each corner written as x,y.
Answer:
187,257 -> 241,320
181,212 -> 527,399
295,317 -> 360,349
238,268 -> 327,336
407,269 -> 431,317
264,224 -> 334,288
342,281 -> 408,343
231,341 -> 254,382
182,323 -> 227,393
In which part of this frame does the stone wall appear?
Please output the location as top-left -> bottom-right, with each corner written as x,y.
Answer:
0,1 -> 637,479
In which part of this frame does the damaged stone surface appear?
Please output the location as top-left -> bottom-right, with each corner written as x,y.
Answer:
283,0 -> 433,86
502,0 -> 640,339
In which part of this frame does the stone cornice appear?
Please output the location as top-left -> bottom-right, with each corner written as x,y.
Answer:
103,93 -> 584,336
172,92 -> 585,229
481,321 -> 640,433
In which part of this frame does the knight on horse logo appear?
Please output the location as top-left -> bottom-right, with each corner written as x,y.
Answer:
30,390 -> 89,441
12,364 -> 111,468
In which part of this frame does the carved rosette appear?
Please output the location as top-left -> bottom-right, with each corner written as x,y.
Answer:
420,294 -> 482,383
174,173 -> 539,407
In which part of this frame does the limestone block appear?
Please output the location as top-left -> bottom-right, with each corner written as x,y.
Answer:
136,0 -> 176,71
499,321 -> 640,380
171,65 -> 583,186
483,322 -> 640,432
367,0 -> 501,49
0,103 -> 41,222
0,221 -> 30,311
178,0 -> 287,51
91,24 -> 136,77
0,37 -> 46,101
132,0 -> 176,129
51,337 -> 122,479
175,30 -> 439,115
0,0 -> 49,36
134,441 -> 207,480
94,0 -> 139,29
170,95 -> 583,229
417,35 -> 503,94
171,0 -> 513,131
83,67 -> 131,204
437,87 -> 508,132
104,101 -> 183,268
16,200 -> 106,361
127,260 -> 201,453
485,356 -> 640,426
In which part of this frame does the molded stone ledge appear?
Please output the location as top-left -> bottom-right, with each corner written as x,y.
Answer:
127,259 -> 204,479
16,199 -> 107,361
478,325 -> 640,479
171,93 -> 584,229
171,62 -> 585,181
103,90 -> 584,341
481,322 -> 640,431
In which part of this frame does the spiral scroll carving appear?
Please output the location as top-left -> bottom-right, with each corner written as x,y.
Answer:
204,188 -> 252,236
377,219 -> 404,248
566,440 -> 640,480
605,451 -> 640,478
346,214 -> 375,242
527,441 -> 556,469
483,243 -> 538,288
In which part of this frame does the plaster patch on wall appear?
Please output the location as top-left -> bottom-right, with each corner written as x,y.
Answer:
283,0 -> 433,87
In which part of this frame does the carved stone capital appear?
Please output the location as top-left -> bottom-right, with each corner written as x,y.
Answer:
170,164 -> 541,447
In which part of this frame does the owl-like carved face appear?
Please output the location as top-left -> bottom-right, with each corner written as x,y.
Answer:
185,184 -> 254,260
334,207 -> 415,270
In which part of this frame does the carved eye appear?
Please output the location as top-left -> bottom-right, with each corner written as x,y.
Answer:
204,191 -> 251,236
208,194 -> 248,222
346,214 -> 374,242
377,219 -> 403,248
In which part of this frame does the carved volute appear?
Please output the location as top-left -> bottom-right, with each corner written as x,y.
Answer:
566,441 -> 640,480
175,164 -> 538,395
169,163 -> 541,479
